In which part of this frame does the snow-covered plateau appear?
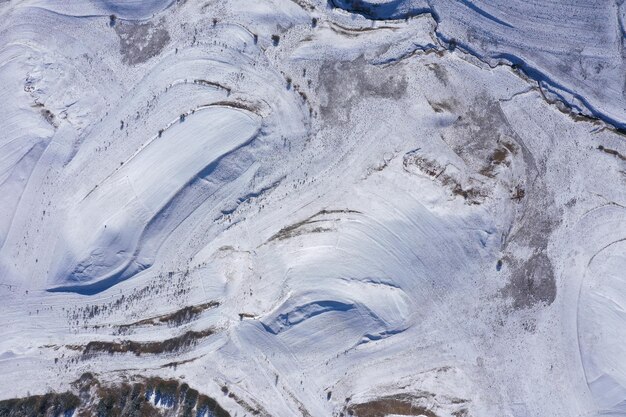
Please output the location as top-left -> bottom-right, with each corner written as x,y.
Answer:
0,0 -> 625,416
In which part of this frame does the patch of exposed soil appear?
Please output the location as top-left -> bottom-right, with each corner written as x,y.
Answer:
118,301 -> 219,331
345,394 -> 433,417
502,251 -> 556,309
82,328 -> 214,357
268,209 -> 360,242
403,149 -> 488,205
115,20 -> 170,65
598,145 -> 626,161
318,57 -> 407,121
435,97 -> 559,310
343,393 -> 469,417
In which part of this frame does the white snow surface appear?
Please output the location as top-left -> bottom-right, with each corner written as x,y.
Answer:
0,0 -> 625,416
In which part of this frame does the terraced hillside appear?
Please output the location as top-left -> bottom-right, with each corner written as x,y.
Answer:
0,1 -> 625,416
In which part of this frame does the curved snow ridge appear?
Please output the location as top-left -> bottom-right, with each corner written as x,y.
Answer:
261,299 -> 356,335
328,0 -> 434,20
436,0 -> 626,129
49,107 -> 261,293
436,34 -> 626,130
579,243 -> 626,415
292,13 -> 439,64
258,280 -> 412,354
0,21 -> 74,250
0,2 -> 309,291
576,203 -> 626,415
26,0 -> 175,20
329,0 -> 626,129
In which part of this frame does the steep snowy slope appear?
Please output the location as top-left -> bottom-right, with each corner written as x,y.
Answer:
0,1 -> 625,417
330,0 -> 626,129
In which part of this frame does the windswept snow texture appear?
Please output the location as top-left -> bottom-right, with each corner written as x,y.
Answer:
331,0 -> 626,129
51,107 -> 260,293
0,1 -> 626,417
28,0 -> 175,19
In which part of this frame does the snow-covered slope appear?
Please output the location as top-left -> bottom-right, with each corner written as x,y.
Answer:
0,1 -> 625,416
330,0 -> 626,129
